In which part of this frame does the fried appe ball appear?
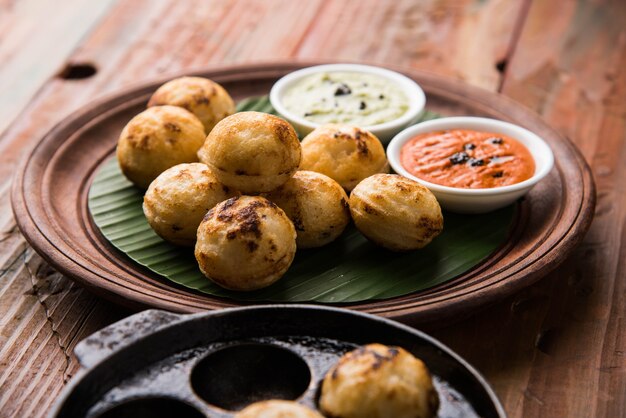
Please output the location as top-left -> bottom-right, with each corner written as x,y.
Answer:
116,105 -> 206,189
148,76 -> 235,134
320,344 -> 439,418
300,124 -> 389,191
263,171 -> 350,249
349,174 -> 443,251
198,112 -> 301,193
143,163 -> 239,246
234,400 -> 324,418
195,196 -> 296,291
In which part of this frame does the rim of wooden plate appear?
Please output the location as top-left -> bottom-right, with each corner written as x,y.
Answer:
11,62 -> 596,325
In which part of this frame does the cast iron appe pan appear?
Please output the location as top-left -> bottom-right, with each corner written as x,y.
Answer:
50,305 -> 506,418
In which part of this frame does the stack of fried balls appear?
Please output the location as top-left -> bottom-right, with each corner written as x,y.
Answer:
116,76 -> 444,292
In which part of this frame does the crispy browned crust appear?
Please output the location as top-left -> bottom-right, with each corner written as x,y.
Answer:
147,76 -> 235,133
320,343 -> 439,418
349,174 -> 443,251
197,111 -> 301,193
143,162 -> 239,246
300,124 -> 388,191
235,400 -> 324,418
195,196 -> 296,291
116,105 -> 205,189
263,170 -> 351,249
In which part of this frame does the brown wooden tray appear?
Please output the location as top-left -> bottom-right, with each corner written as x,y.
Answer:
11,62 -> 595,324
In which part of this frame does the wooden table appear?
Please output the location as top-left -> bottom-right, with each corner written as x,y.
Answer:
0,0 -> 624,416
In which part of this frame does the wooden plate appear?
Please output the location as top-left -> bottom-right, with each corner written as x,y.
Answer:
11,63 -> 595,324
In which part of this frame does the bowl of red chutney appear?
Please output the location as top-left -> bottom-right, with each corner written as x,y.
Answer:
387,117 -> 554,213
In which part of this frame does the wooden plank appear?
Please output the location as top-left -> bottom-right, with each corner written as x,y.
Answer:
297,0 -> 524,90
0,0 -> 118,136
432,1 -> 626,417
0,247 -> 129,418
0,0 -> 577,416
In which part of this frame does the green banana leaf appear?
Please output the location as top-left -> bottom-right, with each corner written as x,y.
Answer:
88,97 -> 514,303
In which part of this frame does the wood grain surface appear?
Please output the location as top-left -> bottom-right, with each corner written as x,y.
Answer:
0,0 -> 623,417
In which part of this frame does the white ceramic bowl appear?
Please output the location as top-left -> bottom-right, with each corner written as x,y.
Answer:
269,64 -> 426,143
387,117 -> 554,213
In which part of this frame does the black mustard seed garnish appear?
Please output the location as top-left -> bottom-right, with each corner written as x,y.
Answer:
449,152 -> 469,165
334,83 -> 352,96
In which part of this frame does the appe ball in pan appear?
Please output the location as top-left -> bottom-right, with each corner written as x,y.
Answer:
320,344 -> 439,418
263,171 -> 350,249
235,400 -> 324,418
349,174 -> 443,251
300,124 -> 389,191
148,76 -> 235,134
198,112 -> 301,193
195,196 -> 296,291
143,163 -> 239,246
116,105 -> 206,189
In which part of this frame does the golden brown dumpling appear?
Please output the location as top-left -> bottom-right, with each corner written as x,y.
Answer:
349,174 -> 443,251
263,171 -> 350,249
235,400 -> 323,418
143,163 -> 239,246
198,112 -> 301,193
320,344 -> 439,418
300,124 -> 389,191
116,105 -> 205,189
195,196 -> 296,291
148,76 -> 235,134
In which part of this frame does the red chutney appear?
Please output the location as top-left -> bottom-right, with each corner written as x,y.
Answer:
400,129 -> 535,189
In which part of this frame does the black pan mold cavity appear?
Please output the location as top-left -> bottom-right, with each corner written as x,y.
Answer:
190,343 -> 311,411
